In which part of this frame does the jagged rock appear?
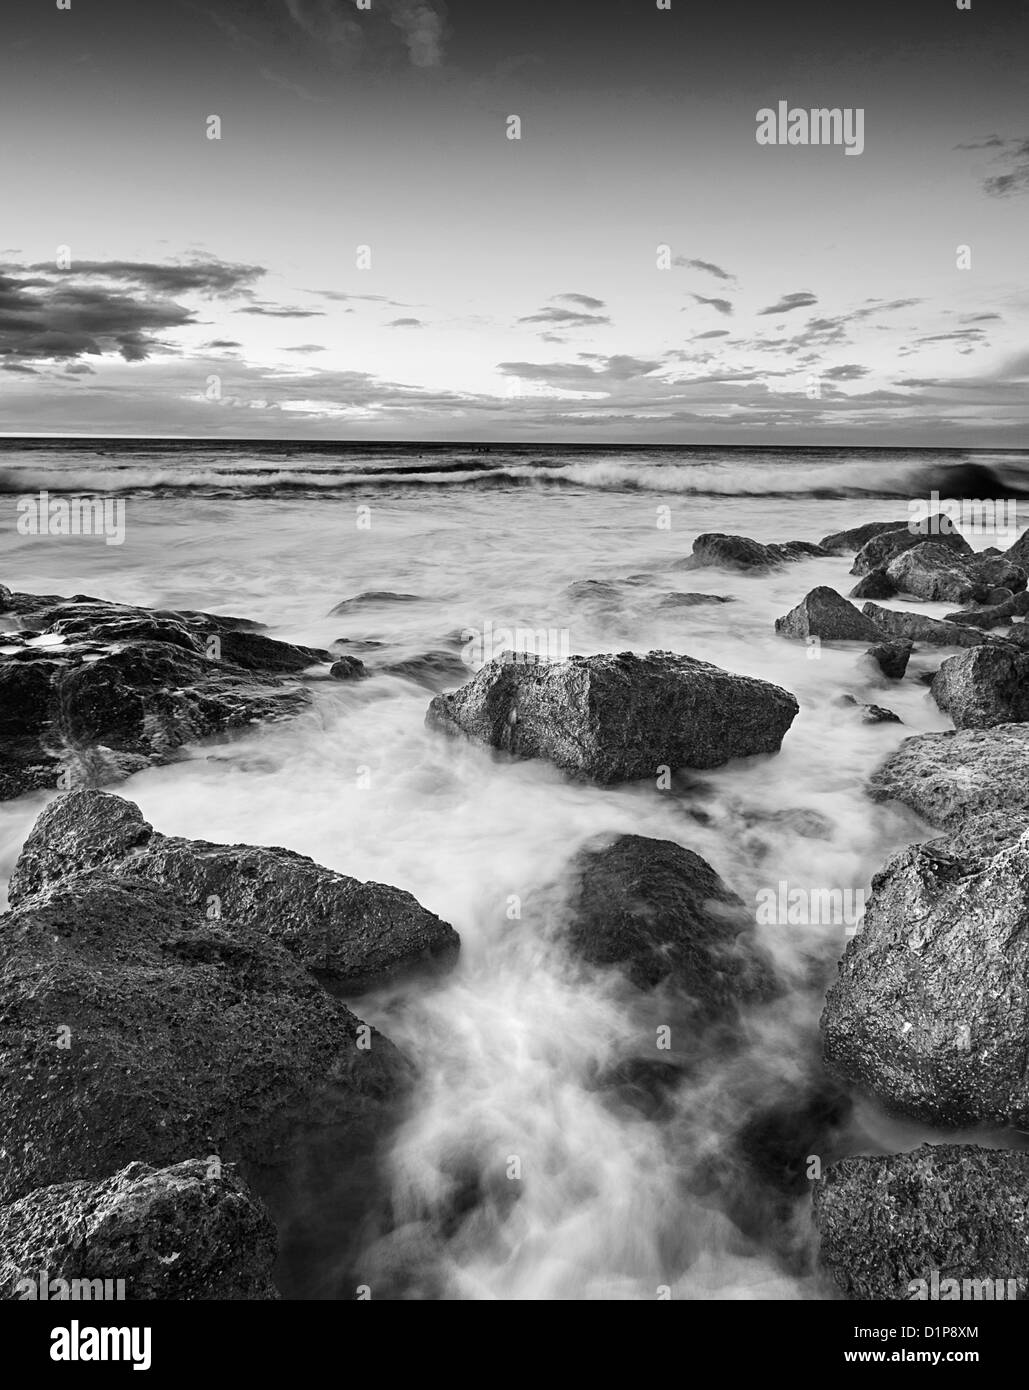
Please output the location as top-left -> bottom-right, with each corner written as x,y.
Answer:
677,533 -> 827,572
9,791 -> 459,993
860,602 -> 997,648
866,640 -> 913,679
0,1160 -> 278,1301
562,833 -> 773,1006
885,544 -> 982,603
0,868 -> 410,1206
329,655 -> 368,681
836,695 -> 901,724
0,588 -> 319,801
822,820 -> 1029,1127
931,646 -> 1029,728
425,651 -> 799,783
848,569 -> 897,600
774,588 -> 883,643
818,521 -> 911,555
658,592 -> 735,608
944,591 -> 1029,629
813,1145 -> 1029,1301
851,526 -> 972,576
1003,527 -> 1029,571
867,724 -> 1029,828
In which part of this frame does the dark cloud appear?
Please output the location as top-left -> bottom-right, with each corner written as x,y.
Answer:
674,257 -> 735,282
822,364 -> 869,380
19,258 -> 263,297
959,134 -> 1029,196
688,294 -> 733,316
387,317 -> 423,327
285,343 -> 327,353
758,291 -> 818,315
498,355 -> 661,385
239,304 -> 326,318
694,330 -> 730,339
556,293 -> 606,310
202,339 -> 243,349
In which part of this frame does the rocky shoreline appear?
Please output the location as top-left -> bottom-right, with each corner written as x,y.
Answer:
2,513 -> 1029,1298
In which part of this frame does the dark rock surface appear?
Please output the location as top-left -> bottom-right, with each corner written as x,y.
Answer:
0,1160 -> 278,1301
818,521 -> 911,555
860,602 -> 998,648
848,569 -> 897,600
813,1145 -> 1029,1300
774,587 -> 883,643
866,640 -> 913,679
944,592 -> 1029,629
9,791 -> 460,993
931,646 -> 1029,729
425,651 -> 799,783
851,526 -> 973,576
677,533 -> 828,572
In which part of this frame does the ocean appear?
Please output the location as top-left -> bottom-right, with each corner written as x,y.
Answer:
1,440 -> 1027,1299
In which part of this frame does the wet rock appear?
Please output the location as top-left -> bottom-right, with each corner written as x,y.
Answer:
851,526 -> 972,577
737,1072 -> 852,1196
9,790 -> 460,994
658,592 -> 735,608
0,1160 -> 278,1301
328,591 -> 421,615
944,591 -> 1029,629
1003,527 -> 1029,571
860,602 -> 998,648
866,640 -> 913,679
562,833 -> 773,1006
206,630 -> 328,673
835,695 -> 901,724
822,819 -> 1029,1127
0,870 -> 410,1205
677,533 -> 827,572
848,569 -> 897,600
885,543 -> 983,604
329,655 -> 369,681
867,724 -> 1029,828
818,521 -> 911,555
930,646 -> 1029,728
425,651 -> 800,783
813,1144 -> 1029,1301
379,650 -> 469,690
774,587 -> 883,643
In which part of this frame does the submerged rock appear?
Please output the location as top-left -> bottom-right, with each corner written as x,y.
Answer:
822,821 -> 1029,1127
860,602 -> 997,648
835,695 -> 901,724
0,1160 -> 278,1301
562,833 -> 773,1006
328,591 -> 421,615
774,587 -> 883,643
677,533 -> 827,572
425,651 -> 799,783
9,791 -> 460,993
814,1145 -> 1029,1301
867,724 -> 1029,828
931,646 -> 1029,729
865,639 -> 913,679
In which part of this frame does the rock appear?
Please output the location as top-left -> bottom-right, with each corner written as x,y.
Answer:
329,655 -> 368,681
562,833 -> 773,1005
973,556 -> 1028,594
9,791 -> 460,994
930,646 -> 1029,728
836,695 -> 901,723
944,591 -> 1029,629
818,521 -> 911,555
860,602 -> 998,648
380,650 -> 469,690
851,526 -> 972,576
848,569 -> 897,600
677,533 -> 828,572
868,724 -> 1029,828
328,591 -> 421,615
822,820 -> 1029,1126
425,651 -> 800,783
0,868 -> 410,1205
866,640 -> 913,679
885,543 -> 983,603
658,592 -> 735,608
813,1145 -> 1029,1301
0,1160 -> 278,1301
0,588 -> 318,801
774,587 -> 884,643
1003,527 -> 1029,571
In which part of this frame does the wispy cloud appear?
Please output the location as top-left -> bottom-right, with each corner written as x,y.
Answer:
758,291 -> 818,315
674,256 -> 736,283
688,294 -> 733,317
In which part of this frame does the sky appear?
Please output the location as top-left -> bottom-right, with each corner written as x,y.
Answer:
0,0 -> 1027,443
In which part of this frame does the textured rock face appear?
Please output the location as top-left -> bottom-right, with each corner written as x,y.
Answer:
818,521 -> 911,555
931,647 -> 1029,729
9,791 -> 459,993
867,724 -> 1029,828
851,526 -> 972,576
425,651 -> 800,783
849,569 -> 897,600
0,1160 -> 278,1301
860,602 -> 998,648
1003,527 -> 1029,571
774,587 -> 884,642
563,834 -> 773,1006
0,588 -> 323,800
677,533 -> 827,571
813,1145 -> 1029,1301
885,545 -> 1026,605
0,868 -> 410,1205
866,640 -> 913,679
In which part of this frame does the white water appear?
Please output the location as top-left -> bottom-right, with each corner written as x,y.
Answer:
1,462 -> 1024,1299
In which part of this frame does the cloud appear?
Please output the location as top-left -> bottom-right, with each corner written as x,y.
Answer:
822,364 -> 869,381
673,257 -> 735,282
758,291 -> 818,315
556,293 -> 606,310
693,330 -> 730,339
688,294 -> 733,316
18,258 -> 263,297
960,134 -> 1029,196
283,0 -> 446,68
239,304 -> 326,318
285,343 -> 327,353
202,339 -> 243,349
518,298 -> 611,328
387,317 -> 423,327
498,355 -> 661,386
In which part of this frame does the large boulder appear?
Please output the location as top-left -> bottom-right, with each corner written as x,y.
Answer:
945,592 -> 1029,628
860,602 -> 998,648
0,588 -> 325,801
851,526 -> 972,577
821,820 -> 1029,1127
9,791 -> 459,994
677,533 -> 827,572
1003,527 -> 1029,571
814,1145 -> 1029,1301
931,647 -> 1029,729
848,569 -> 897,600
0,1160 -> 278,1301
562,833 -> 773,1006
885,545 -> 1026,604
774,587 -> 883,643
868,724 -> 1029,828
425,651 -> 799,783
0,869 -> 409,1204
819,521 -> 911,555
